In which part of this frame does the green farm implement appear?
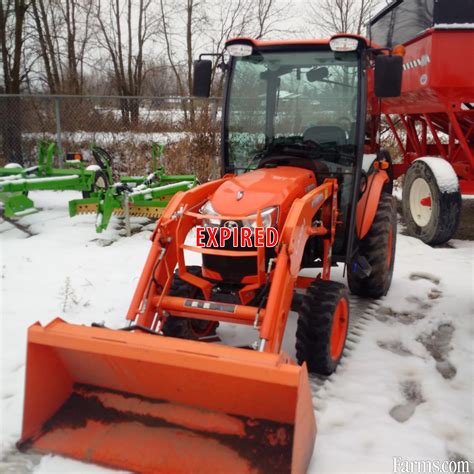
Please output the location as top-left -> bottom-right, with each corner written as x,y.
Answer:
0,141 -> 112,217
69,143 -> 197,233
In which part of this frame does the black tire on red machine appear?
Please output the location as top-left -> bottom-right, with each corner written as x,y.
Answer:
161,266 -> 218,339
296,280 -> 350,376
348,193 -> 397,298
402,159 -> 462,245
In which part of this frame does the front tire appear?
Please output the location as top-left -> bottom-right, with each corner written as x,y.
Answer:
296,280 -> 350,376
162,266 -> 218,339
348,193 -> 397,298
402,159 -> 461,245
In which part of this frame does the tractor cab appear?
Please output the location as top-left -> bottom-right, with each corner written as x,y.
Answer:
194,35 -> 402,262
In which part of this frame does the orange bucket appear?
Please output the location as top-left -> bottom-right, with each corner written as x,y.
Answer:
17,319 -> 316,473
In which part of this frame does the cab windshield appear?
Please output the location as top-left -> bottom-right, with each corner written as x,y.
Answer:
225,49 -> 360,256
225,50 -> 359,174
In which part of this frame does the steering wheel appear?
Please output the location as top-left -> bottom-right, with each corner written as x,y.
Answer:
302,138 -> 323,151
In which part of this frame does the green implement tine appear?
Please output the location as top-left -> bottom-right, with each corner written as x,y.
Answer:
96,188 -> 122,233
151,142 -> 165,172
1,193 -> 36,218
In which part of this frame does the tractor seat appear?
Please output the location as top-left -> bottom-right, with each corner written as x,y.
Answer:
303,126 -> 347,147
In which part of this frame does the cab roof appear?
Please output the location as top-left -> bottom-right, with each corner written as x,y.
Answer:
225,34 -> 372,50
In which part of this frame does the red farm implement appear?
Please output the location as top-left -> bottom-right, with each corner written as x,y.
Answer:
368,0 -> 474,244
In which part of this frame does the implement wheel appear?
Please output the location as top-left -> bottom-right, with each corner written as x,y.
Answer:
82,170 -> 109,198
296,280 -> 350,376
402,158 -> 461,245
348,193 -> 396,298
162,266 -> 218,339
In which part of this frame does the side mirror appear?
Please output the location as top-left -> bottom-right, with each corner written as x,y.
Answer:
193,59 -> 212,97
374,55 -> 403,98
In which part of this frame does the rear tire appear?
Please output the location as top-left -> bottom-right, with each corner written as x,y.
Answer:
162,266 -> 218,339
348,193 -> 397,298
296,280 -> 350,376
402,159 -> 461,245
82,170 -> 109,198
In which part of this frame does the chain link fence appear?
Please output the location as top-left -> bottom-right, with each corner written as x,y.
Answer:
0,94 -> 222,180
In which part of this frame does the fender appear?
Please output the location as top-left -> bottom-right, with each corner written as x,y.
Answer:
356,170 -> 389,239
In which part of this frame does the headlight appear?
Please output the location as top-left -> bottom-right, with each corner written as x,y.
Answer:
226,43 -> 253,57
199,201 -> 279,229
242,206 -> 278,229
199,200 -> 220,226
329,37 -> 359,52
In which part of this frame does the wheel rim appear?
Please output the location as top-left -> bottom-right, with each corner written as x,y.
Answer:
329,298 -> 349,360
409,177 -> 432,227
95,176 -> 107,190
386,224 -> 393,269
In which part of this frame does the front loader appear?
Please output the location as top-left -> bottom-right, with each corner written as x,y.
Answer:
17,34 -> 402,473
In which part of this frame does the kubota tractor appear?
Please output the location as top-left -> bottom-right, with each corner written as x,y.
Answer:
17,34 -> 402,473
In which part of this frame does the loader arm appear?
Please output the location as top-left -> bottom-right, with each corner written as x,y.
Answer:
18,175 -> 322,473
127,177 -> 338,354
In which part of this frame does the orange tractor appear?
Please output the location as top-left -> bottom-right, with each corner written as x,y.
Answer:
17,34 -> 401,472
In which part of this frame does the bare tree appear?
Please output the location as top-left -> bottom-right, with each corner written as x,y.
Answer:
59,0 -> 94,94
307,0 -> 380,36
160,0 -> 211,125
30,0 -> 61,92
0,0 -> 30,164
29,0 -> 94,94
0,0 -> 30,94
208,0 -> 292,90
254,0 -> 291,39
204,0 -> 253,95
96,0 -> 159,125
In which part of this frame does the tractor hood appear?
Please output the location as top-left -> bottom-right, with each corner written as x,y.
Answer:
211,166 -> 316,217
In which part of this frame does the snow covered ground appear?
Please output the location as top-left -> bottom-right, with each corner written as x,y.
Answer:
1,191 -> 473,473
23,131 -> 187,146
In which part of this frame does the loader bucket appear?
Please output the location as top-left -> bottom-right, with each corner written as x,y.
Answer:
18,319 -> 316,474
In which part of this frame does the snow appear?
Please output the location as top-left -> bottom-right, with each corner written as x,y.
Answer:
362,153 -> 377,172
0,175 -> 79,187
1,191 -> 473,473
416,157 -> 460,193
22,131 -> 188,145
0,174 -> 23,182
7,208 -> 38,217
129,180 -> 194,197
308,235 -> 474,472
434,23 -> 474,30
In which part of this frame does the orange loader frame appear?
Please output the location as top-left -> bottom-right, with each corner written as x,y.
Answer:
17,175 -> 340,474
127,176 -> 338,353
